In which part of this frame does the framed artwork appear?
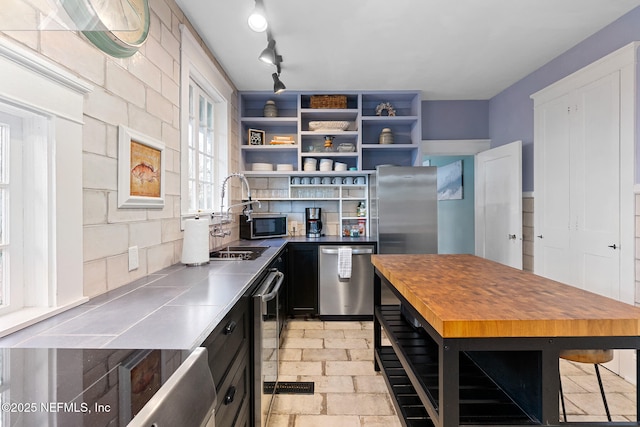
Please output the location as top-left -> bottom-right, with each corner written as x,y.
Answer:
248,128 -> 266,145
118,125 -> 165,208
437,160 -> 463,200
118,349 -> 163,424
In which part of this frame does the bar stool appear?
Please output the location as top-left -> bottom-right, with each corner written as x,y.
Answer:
558,349 -> 613,422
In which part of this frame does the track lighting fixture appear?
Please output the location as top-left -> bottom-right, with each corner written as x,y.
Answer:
259,38 -> 282,65
256,22 -> 287,94
247,0 -> 268,32
272,73 -> 286,94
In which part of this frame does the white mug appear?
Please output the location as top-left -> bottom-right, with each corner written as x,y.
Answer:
301,177 -> 311,185
312,177 -> 322,185
332,177 -> 341,184
343,177 -> 354,185
291,177 -> 301,185
355,176 -> 365,185
322,177 -> 331,185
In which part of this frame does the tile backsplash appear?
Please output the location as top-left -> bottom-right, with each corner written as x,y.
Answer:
248,177 -> 340,237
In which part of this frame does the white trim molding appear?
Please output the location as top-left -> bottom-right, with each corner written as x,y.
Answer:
0,37 -> 92,334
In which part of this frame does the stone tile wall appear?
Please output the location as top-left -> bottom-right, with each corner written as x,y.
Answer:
1,1 -> 239,298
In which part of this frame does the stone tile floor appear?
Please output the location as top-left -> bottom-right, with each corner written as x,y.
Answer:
267,320 -> 637,426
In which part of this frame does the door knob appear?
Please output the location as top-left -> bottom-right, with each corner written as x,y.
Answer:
608,244 -> 618,249
508,234 -> 517,240
536,235 -> 543,239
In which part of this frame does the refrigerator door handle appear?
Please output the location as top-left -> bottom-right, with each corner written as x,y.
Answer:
320,248 -> 373,255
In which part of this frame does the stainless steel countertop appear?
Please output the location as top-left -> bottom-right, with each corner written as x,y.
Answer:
0,237 -> 376,351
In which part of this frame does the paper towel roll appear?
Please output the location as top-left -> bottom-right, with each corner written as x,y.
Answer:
181,218 -> 210,265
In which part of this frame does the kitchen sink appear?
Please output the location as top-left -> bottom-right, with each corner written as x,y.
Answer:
210,246 -> 268,261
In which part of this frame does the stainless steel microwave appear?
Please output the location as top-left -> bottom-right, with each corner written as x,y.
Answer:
239,215 -> 288,239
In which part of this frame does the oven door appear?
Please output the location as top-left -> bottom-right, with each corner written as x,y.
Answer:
253,268 -> 284,427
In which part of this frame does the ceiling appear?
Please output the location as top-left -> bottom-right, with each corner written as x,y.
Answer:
176,0 -> 640,100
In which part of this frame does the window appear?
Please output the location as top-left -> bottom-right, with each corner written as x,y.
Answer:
0,122 -> 10,310
180,25 -> 232,220
186,82 -> 228,213
0,105 -> 49,316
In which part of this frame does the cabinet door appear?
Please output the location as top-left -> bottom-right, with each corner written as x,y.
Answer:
287,244 -> 318,316
570,72 -> 620,299
202,298 -> 248,388
534,94 -> 573,284
534,72 -> 621,300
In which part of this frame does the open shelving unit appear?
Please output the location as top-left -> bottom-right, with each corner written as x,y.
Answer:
239,91 -> 422,174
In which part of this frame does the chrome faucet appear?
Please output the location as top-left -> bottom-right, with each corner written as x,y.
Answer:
216,173 -> 261,222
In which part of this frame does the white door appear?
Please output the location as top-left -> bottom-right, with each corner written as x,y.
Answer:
475,141 -> 522,269
534,72 -> 620,298
534,71 -> 624,377
533,94 -> 574,285
571,73 -> 621,299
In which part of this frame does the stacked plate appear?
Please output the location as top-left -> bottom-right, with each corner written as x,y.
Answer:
334,162 -> 347,171
303,158 -> 317,171
276,163 -> 294,171
319,158 -> 333,171
252,162 -> 273,171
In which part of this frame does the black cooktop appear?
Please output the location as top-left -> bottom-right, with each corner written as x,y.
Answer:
0,348 -> 184,426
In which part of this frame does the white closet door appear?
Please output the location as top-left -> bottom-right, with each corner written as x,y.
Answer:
535,73 -> 621,299
533,94 -> 573,285
571,72 -> 620,299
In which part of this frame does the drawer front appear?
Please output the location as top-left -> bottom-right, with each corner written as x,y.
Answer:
203,297 -> 249,387
215,345 -> 250,427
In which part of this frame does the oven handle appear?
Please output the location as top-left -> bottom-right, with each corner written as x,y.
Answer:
261,270 -> 284,303
320,247 -> 373,255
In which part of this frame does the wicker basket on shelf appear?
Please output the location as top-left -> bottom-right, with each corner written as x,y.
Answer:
310,95 -> 347,109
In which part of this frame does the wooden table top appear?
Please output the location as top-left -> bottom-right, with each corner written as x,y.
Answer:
371,254 -> 640,338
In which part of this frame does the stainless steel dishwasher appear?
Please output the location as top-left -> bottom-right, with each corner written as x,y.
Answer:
319,245 -> 375,318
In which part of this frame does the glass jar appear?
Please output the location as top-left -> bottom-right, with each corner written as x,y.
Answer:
323,136 -> 334,152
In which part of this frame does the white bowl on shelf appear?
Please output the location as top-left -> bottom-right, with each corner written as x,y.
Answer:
252,162 -> 273,171
319,158 -> 333,171
276,163 -> 294,171
334,162 -> 347,171
303,158 -> 317,171
308,121 -> 350,132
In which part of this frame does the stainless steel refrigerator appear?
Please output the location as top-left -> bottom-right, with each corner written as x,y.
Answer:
373,166 -> 438,254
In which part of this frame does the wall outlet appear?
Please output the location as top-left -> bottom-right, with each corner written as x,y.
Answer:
128,246 -> 139,271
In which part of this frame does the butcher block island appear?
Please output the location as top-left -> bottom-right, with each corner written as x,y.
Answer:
371,254 -> 640,427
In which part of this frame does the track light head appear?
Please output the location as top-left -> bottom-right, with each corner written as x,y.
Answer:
248,1 -> 268,32
259,39 -> 277,64
272,73 -> 286,94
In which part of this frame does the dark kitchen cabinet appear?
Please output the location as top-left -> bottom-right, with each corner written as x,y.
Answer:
287,243 -> 318,316
201,293 -> 251,427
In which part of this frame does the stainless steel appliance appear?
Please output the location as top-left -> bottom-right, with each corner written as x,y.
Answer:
375,166 -> 438,254
305,207 -> 322,238
319,245 -> 375,318
128,347 -> 217,427
239,214 -> 288,239
253,268 -> 285,427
